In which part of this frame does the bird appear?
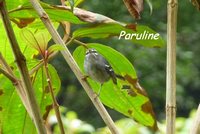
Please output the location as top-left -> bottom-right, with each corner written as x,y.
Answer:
84,48 -> 124,96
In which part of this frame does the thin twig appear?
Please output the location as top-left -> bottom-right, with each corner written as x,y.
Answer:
0,67 -> 16,82
44,56 -> 65,134
0,1 -> 47,134
0,53 -> 14,75
166,0 -> 178,134
29,0 -> 119,133
190,104 -> 200,134
65,37 -> 74,46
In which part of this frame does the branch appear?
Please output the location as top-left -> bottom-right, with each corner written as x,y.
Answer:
166,0 -> 178,134
0,53 -> 14,75
0,67 -> 16,83
29,0 -> 120,133
0,1 -> 47,134
190,104 -> 200,134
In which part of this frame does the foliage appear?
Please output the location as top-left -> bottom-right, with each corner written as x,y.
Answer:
0,62 -> 61,133
1,0 -> 199,133
0,0 -> 165,132
0,20 -> 61,133
50,108 -> 196,134
49,107 -> 95,134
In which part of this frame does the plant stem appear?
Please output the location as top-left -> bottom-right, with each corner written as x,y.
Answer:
166,0 -> 178,134
190,104 -> 200,134
0,1 -> 46,134
29,0 -> 119,133
44,60 -> 65,134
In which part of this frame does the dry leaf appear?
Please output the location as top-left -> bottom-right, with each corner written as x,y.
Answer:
123,0 -> 144,19
61,21 -> 71,43
191,0 -> 200,10
11,18 -> 35,28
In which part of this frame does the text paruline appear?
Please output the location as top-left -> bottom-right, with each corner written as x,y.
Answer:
118,30 -> 160,40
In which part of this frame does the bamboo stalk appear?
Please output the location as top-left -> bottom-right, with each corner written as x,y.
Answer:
29,0 -> 119,133
166,0 -> 178,134
0,1 -> 47,134
190,104 -> 200,134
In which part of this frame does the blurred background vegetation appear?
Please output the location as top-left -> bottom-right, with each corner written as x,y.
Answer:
43,0 -> 200,132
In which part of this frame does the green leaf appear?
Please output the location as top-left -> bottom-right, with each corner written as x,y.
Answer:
67,0 -> 75,12
73,43 -> 157,130
6,0 -> 29,10
0,76 -> 35,133
32,64 -> 61,120
0,63 -> 60,133
0,21 -> 38,64
73,23 -> 164,47
65,0 -> 85,7
47,44 -> 65,55
8,2 -> 84,24
26,19 -> 59,30
20,29 -> 49,55
74,0 -> 85,6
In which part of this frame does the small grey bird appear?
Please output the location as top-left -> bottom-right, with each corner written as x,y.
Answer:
84,48 -> 124,95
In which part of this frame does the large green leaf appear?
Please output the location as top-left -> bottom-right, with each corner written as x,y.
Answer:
0,64 -> 60,133
73,43 -> 157,130
0,76 -> 35,133
7,2 -> 84,24
73,23 -> 164,48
